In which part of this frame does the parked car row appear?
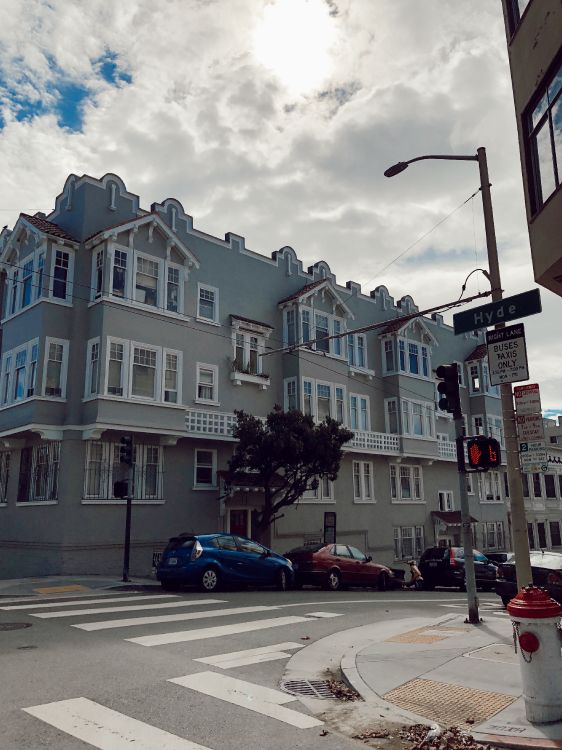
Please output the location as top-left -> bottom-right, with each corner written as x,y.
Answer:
156,533 -> 402,592
156,532 -> 562,608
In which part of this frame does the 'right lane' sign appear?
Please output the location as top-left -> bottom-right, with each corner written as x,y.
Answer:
486,323 -> 529,385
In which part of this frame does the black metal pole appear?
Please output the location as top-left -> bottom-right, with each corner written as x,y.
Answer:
122,493 -> 132,583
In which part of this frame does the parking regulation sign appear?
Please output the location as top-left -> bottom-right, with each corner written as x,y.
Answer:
486,324 -> 529,386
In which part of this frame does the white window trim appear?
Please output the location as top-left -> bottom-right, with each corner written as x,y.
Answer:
349,392 -> 370,431
197,283 -> 220,325
195,362 -> 220,406
82,441 -> 164,504
3,338 -> 38,406
166,262 -> 184,315
162,348 -> 182,405
284,377 -> 297,411
438,490 -> 454,512
297,304 -> 347,360
384,397 -> 399,434
42,337 -> 69,399
193,448 -> 218,489
353,460 -> 375,503
49,247 -> 75,304
393,336 -> 432,380
299,476 -> 335,504
301,377 -> 347,424
401,398 -> 436,439
394,525 -> 425,560
133,251 -> 162,310
105,336 -> 129,398
129,341 -> 162,402
85,337 -> 101,399
390,463 -> 425,503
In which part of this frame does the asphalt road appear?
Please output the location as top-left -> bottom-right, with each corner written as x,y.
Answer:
0,586 -> 499,749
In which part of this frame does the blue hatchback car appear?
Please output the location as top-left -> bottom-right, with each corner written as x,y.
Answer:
157,533 -> 294,592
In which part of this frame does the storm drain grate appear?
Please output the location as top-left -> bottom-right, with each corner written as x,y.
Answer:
281,679 -> 334,699
0,622 -> 32,631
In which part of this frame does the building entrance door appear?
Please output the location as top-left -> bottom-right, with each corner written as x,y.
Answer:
229,509 -> 249,537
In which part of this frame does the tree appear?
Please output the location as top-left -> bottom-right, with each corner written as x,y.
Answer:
226,407 -> 353,544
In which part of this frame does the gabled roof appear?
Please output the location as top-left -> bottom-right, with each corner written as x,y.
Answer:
20,213 -> 78,242
85,212 -> 200,268
465,344 -> 487,362
278,278 -> 354,319
379,316 -> 438,345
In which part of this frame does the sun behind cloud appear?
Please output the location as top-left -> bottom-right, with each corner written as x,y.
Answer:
253,0 -> 338,96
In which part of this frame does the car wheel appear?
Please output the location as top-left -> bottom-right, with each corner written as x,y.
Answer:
160,580 -> 180,592
276,568 -> 289,591
324,569 -> 341,591
199,567 -> 219,592
378,572 -> 390,592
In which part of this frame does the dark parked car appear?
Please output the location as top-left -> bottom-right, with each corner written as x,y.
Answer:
419,547 -> 497,591
157,533 -> 294,592
496,551 -> 562,607
486,552 -> 514,565
284,543 -> 400,591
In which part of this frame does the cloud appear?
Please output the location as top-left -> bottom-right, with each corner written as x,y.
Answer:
0,0 -> 559,408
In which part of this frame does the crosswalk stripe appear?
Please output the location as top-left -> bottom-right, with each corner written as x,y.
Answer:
126,614 -> 316,646
1,594 -> 180,611
72,605 -> 275,631
23,697 -> 212,749
195,642 -> 304,669
169,672 -> 323,729
32,599 -> 225,619
0,592 -> 139,606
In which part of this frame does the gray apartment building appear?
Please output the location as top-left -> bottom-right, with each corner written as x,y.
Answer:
0,172 -> 554,579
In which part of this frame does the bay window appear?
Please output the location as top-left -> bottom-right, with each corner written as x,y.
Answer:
85,338 -> 100,397
21,259 -> 33,308
349,394 -> 369,430
302,378 -> 346,422
315,314 -> 330,353
13,349 -> 27,401
390,464 -> 423,502
131,346 -> 158,399
107,341 -> 125,395
27,342 -> 38,398
400,399 -> 435,438
43,338 -> 69,398
112,249 -> 127,297
52,250 -> 71,301
135,256 -> 159,307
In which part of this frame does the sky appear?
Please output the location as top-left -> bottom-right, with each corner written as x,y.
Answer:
0,0 -> 559,415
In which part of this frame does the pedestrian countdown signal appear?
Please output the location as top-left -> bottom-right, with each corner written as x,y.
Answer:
466,436 -> 502,471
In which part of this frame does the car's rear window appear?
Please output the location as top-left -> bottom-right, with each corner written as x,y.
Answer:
285,544 -> 325,554
421,548 -> 447,561
165,536 -> 195,553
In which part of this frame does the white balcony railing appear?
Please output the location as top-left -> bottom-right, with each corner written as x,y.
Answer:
437,441 -> 457,460
346,430 -> 400,455
185,409 -> 237,438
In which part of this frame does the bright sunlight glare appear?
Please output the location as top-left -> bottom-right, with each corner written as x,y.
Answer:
253,0 -> 338,96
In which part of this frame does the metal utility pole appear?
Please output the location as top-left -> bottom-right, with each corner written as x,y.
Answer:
477,147 -> 532,589
118,435 -> 134,583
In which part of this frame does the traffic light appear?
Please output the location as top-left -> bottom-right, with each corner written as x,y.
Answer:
435,363 -> 461,418
466,436 -> 502,471
119,435 -> 133,466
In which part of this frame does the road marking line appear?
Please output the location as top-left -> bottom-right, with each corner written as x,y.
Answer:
32,599 -> 226,619
1,594 -> 180,611
169,672 -> 323,729
72,605 -> 275,631
23,697 -> 212,749
126,615 -> 315,646
195,642 -> 304,668
32,585 -> 90,594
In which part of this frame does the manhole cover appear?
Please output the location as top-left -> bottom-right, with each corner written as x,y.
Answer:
0,622 -> 32,631
281,679 -> 333,699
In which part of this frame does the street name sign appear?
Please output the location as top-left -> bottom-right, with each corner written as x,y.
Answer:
519,441 -> 548,472
453,288 -> 542,335
486,324 -> 529,385
514,383 -> 542,416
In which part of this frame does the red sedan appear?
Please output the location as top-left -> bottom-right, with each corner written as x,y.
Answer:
284,543 -> 399,591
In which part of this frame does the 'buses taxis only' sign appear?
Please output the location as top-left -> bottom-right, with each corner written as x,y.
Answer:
486,323 -> 529,386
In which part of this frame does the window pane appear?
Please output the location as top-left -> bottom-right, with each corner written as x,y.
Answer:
199,288 -> 215,320
550,522 -> 561,547
108,343 -> 124,395
132,348 -> 156,398
535,118 -> 557,202
113,251 -> 127,297
167,267 -> 180,312
53,251 -> 69,299
545,474 -> 556,498
198,368 -> 214,400
135,257 -> 159,306
315,315 -> 329,353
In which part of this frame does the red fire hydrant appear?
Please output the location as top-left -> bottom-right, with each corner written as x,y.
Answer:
508,586 -> 562,723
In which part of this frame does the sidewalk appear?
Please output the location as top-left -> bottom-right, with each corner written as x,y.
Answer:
0,574 -> 159,598
340,610 -> 562,749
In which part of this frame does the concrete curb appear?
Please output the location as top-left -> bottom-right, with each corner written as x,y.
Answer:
339,612 -> 458,727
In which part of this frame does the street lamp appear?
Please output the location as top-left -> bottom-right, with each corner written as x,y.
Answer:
384,147 -> 532,619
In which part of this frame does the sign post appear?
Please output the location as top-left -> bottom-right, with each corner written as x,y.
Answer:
486,324 -> 529,386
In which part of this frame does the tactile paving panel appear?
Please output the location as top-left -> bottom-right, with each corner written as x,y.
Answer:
383,678 -> 515,727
